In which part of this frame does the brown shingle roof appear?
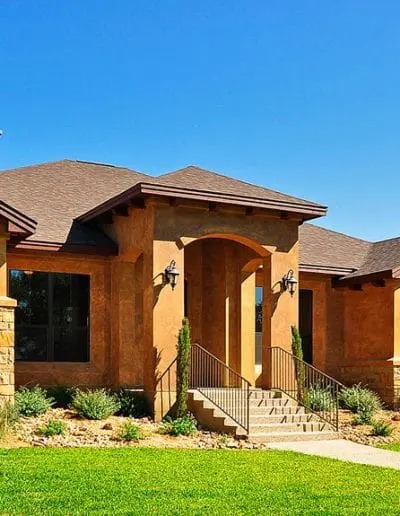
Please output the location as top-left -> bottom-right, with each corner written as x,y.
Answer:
299,224 -> 371,274
0,160 -> 149,249
157,166 -> 324,209
300,224 -> 400,281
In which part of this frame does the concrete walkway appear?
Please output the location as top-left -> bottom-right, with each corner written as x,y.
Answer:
268,439 -> 400,470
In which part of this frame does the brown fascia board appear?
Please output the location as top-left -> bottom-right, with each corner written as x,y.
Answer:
299,264 -> 356,276
0,200 -> 37,235
76,182 -> 328,223
336,269 -> 394,286
8,239 -> 118,256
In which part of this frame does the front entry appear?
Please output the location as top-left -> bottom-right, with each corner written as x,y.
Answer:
299,289 -> 313,364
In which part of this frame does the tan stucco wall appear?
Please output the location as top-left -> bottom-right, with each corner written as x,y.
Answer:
8,252 -> 112,387
300,272 -> 400,406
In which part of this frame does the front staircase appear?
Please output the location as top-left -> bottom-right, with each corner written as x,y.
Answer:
160,342 -> 342,442
188,388 -> 337,442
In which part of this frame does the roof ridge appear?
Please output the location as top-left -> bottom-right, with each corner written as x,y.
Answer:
373,235 -> 400,245
160,165 -> 326,209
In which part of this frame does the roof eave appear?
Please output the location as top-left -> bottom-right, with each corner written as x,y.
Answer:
299,264 -> 356,276
0,200 -> 37,236
76,182 -> 327,223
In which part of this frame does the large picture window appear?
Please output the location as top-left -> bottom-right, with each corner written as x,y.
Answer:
9,270 -> 90,362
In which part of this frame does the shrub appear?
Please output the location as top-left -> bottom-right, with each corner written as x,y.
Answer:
45,386 -> 76,408
15,386 -> 54,417
352,408 -> 374,426
160,415 -> 196,437
116,390 -> 150,418
0,402 -> 19,438
339,384 -> 382,415
38,419 -> 67,437
303,386 -> 334,412
371,419 -> 393,437
176,318 -> 191,418
71,389 -> 120,420
118,420 -> 143,441
291,325 -> 305,400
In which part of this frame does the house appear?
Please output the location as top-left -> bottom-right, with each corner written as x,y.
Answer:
0,160 -> 399,422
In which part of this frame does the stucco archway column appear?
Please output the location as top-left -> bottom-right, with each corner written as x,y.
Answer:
261,248 -> 299,389
148,239 -> 185,420
0,219 -> 17,405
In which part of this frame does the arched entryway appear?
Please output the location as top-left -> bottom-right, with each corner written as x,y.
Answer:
183,235 -> 268,385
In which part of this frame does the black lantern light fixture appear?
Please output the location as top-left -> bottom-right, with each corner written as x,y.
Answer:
282,269 -> 298,297
164,260 -> 180,290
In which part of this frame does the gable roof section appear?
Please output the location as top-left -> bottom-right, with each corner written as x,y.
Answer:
300,224 -> 400,282
299,224 -> 371,275
78,165 -> 327,222
0,200 -> 37,236
0,160 -> 148,251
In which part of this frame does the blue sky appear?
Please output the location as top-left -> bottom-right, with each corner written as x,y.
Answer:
1,1 -> 400,241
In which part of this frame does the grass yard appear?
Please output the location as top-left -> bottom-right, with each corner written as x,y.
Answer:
0,448 -> 399,515
379,442 -> 400,452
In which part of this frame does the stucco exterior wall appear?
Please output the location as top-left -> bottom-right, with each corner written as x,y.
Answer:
8,251 -> 112,387
300,272 -> 400,406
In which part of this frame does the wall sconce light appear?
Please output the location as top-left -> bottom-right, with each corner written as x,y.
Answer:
164,260 -> 179,290
282,269 -> 298,297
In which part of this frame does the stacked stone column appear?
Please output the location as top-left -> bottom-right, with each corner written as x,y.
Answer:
0,297 -> 16,405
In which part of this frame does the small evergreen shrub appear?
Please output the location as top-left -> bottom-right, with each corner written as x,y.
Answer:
160,415 -> 196,437
303,386 -> 334,412
71,389 -> 120,420
116,390 -> 150,418
38,419 -> 67,437
352,408 -> 374,426
45,386 -> 76,408
0,402 -> 19,438
15,386 -> 54,417
118,420 -> 143,441
176,318 -> 191,418
339,385 -> 382,415
291,325 -> 305,400
371,419 -> 393,437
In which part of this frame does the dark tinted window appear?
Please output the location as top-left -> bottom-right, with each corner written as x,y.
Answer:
9,270 -> 90,362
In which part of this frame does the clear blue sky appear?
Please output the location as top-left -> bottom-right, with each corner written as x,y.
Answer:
1,1 -> 399,241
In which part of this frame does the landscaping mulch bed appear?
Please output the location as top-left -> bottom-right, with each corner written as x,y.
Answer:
339,408 -> 400,446
4,408 -> 262,450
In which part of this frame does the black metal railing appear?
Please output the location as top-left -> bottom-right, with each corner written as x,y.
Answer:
267,346 -> 344,430
158,357 -> 177,416
190,343 -> 251,432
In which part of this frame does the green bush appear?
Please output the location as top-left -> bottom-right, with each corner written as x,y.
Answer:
371,419 -> 393,437
339,385 -> 382,415
160,415 -> 196,437
45,386 -> 76,408
71,389 -> 120,420
38,419 -> 67,437
116,390 -> 150,418
15,386 -> 54,417
118,420 -> 143,441
352,408 -> 374,426
176,318 -> 191,418
303,386 -> 334,412
0,402 -> 19,438
291,326 -> 305,400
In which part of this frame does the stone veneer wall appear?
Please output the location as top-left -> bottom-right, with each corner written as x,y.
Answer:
0,297 -> 16,405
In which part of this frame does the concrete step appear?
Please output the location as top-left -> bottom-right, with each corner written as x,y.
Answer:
249,422 -> 328,433
250,398 -> 297,408
249,414 -> 315,424
249,390 -> 285,400
248,431 -> 338,443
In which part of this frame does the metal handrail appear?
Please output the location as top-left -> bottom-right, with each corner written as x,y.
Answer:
268,346 -> 344,430
190,343 -> 251,432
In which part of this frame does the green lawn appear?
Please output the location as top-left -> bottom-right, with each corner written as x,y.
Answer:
379,442 -> 400,452
0,448 -> 399,514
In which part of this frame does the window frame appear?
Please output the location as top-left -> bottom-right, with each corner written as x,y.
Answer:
9,269 -> 91,363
